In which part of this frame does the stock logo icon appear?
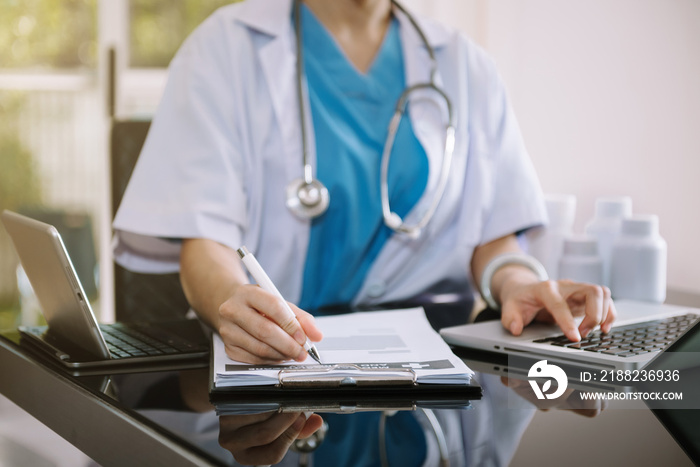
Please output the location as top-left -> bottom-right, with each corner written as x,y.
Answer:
528,360 -> 568,400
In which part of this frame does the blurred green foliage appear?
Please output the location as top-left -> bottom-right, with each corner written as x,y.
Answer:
0,91 -> 42,212
0,0 -> 237,70
0,91 -> 41,317
130,0 -> 236,68
0,0 -> 97,69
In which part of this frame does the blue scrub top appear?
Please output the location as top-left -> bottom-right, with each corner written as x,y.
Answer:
298,5 -> 429,313
296,7 -> 428,466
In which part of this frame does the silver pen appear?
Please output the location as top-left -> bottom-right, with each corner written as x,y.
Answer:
236,246 -> 322,364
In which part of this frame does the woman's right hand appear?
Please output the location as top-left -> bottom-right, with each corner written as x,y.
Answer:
179,239 -> 323,365
219,412 -> 324,465
217,284 -> 323,364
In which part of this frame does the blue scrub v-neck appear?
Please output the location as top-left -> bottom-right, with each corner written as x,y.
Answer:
298,5 -> 429,313
295,9 -> 429,466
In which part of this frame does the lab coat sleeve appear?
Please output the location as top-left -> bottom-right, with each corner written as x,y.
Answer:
476,69 -> 547,246
112,13 -> 247,273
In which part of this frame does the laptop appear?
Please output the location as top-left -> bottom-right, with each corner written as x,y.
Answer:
1,210 -> 209,369
455,318 -> 700,463
440,299 -> 700,371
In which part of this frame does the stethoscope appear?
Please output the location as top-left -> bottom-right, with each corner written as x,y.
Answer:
286,0 -> 456,239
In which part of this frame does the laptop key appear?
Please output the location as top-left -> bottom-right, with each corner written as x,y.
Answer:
595,345 -> 618,350
602,349 -> 629,355
576,342 -> 601,349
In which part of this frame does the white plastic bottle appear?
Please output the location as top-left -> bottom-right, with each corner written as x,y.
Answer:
526,194 -> 576,279
558,235 -> 604,285
584,196 -> 632,287
610,215 -> 667,303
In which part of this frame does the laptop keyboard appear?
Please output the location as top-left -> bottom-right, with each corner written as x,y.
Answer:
533,313 -> 699,357
99,323 -> 202,359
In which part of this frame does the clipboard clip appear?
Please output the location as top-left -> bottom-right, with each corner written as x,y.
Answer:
278,364 -> 417,388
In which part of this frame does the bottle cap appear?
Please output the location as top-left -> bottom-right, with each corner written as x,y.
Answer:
544,194 -> 576,229
622,215 -> 659,236
563,235 -> 599,256
595,196 -> 632,218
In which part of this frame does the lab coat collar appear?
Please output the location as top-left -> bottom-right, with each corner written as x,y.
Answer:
234,0 -> 453,191
234,0 -> 293,38
233,0 -> 451,49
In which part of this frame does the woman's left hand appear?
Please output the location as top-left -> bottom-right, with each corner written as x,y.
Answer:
501,376 -> 608,417
499,276 -> 616,342
471,234 -> 616,341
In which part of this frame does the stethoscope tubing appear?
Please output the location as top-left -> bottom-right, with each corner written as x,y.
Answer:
380,81 -> 455,237
289,0 -> 455,238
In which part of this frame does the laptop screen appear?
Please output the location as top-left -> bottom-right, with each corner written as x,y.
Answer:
1,210 -> 111,359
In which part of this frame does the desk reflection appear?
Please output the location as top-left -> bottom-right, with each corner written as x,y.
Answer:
112,365 -> 548,466
219,411 -> 324,466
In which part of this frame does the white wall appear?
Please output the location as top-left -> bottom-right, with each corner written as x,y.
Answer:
420,0 -> 700,293
403,0 -> 487,43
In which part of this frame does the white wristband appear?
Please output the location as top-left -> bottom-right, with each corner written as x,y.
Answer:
480,253 -> 548,310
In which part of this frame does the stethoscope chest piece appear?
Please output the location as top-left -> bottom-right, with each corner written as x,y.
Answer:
286,177 -> 330,219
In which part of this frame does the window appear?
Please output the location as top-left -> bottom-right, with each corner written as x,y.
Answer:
0,0 -> 233,328
129,0 -> 232,68
0,0 -> 101,329
0,0 -> 97,69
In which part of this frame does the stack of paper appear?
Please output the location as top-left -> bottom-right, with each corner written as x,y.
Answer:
212,308 -> 474,390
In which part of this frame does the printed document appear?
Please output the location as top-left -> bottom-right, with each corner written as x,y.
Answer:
212,308 -> 474,389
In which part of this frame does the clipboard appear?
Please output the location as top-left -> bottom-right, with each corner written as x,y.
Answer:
209,358 -> 482,398
209,359 -> 480,414
209,308 -> 481,397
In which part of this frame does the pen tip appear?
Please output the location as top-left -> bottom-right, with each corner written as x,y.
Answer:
308,346 -> 322,364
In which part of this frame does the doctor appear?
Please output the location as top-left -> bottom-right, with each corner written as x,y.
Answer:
114,0 -> 615,365
114,0 -> 616,463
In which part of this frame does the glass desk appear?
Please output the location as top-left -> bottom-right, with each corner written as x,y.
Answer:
0,327 -> 697,467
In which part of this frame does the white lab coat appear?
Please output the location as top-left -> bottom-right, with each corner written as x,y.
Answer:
112,0 -> 547,307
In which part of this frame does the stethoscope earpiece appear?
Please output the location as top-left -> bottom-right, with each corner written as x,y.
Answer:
384,212 -> 422,240
405,228 -> 421,240
385,212 -> 403,230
